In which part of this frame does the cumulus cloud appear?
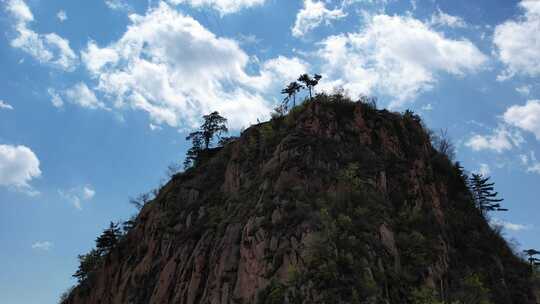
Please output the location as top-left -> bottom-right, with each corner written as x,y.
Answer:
490,218 -> 532,232
0,144 -> 41,193
167,0 -> 265,15
429,8 -> 467,28
64,82 -> 107,110
81,3 -> 304,129
465,125 -> 524,153
317,14 -> 487,107
494,1 -> 540,79
56,10 -> 67,22
59,185 -> 95,210
31,241 -> 53,251
503,100 -> 540,140
0,100 -> 14,110
5,0 -> 77,71
292,0 -> 347,37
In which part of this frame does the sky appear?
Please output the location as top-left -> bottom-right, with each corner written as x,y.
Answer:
1,0 -> 539,302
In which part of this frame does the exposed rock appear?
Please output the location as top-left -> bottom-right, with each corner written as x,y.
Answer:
62,98 -> 536,304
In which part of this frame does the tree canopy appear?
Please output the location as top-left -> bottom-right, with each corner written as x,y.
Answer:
469,173 -> 506,214
281,81 -> 303,109
298,73 -> 322,99
184,111 -> 228,169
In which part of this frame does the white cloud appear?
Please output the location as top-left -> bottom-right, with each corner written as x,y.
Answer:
503,100 -> 540,140
292,0 -> 347,37
465,125 -> 524,153
0,144 -> 41,192
104,0 -> 131,11
56,10 -> 67,22
167,0 -> 265,15
64,82 -> 106,110
494,1 -> 540,79
149,123 -> 162,131
81,3 -> 300,129
59,185 -> 95,210
258,56 -> 310,87
317,14 -> 487,107
515,85 -> 531,96
5,0 -> 77,71
520,151 -> 540,174
47,88 -> 64,108
31,241 -> 53,251
429,8 -> 467,28
478,163 -> 491,176
0,100 -> 14,110
491,218 -> 532,232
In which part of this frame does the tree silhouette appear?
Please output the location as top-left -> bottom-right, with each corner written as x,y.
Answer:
469,173 -> 507,215
524,249 -> 540,272
184,112 -> 228,169
185,131 -> 204,169
281,81 -> 303,108
201,111 -> 228,149
298,73 -> 322,99
95,222 -> 122,256
73,249 -> 101,283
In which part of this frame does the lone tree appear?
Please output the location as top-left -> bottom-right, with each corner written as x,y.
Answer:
200,111 -> 228,149
469,173 -> 507,215
281,81 -> 303,108
185,111 -> 228,169
524,249 -> 540,272
298,73 -> 322,99
95,222 -> 122,256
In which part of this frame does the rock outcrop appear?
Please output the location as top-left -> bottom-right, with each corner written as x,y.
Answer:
63,96 -> 537,304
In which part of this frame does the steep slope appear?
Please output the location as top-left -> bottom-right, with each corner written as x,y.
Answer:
62,95 -> 536,304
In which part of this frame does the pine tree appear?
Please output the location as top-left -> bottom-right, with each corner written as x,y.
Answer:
298,73 -> 322,99
201,111 -> 228,149
469,173 -> 507,215
281,81 -> 303,108
524,249 -> 540,272
184,112 -> 228,169
184,131 -> 204,169
95,222 -> 122,256
73,249 -> 102,283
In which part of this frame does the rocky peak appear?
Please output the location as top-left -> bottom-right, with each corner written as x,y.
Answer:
62,95 -> 536,304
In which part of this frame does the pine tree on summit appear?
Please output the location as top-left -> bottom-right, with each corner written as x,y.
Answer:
469,173 -> 507,214
281,81 -> 303,109
298,73 -> 322,99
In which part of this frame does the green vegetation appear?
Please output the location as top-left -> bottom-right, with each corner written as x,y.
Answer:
64,78 -> 537,303
281,81 -> 303,109
524,249 -> 540,272
184,111 -> 228,169
72,222 -> 123,284
297,73 -> 322,99
469,173 -> 507,214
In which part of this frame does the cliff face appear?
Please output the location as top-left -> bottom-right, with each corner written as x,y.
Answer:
63,96 -> 536,304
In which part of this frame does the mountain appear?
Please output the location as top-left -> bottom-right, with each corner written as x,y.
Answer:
61,94 -> 537,304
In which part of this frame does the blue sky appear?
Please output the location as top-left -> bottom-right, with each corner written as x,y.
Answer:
1,0 -> 539,302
